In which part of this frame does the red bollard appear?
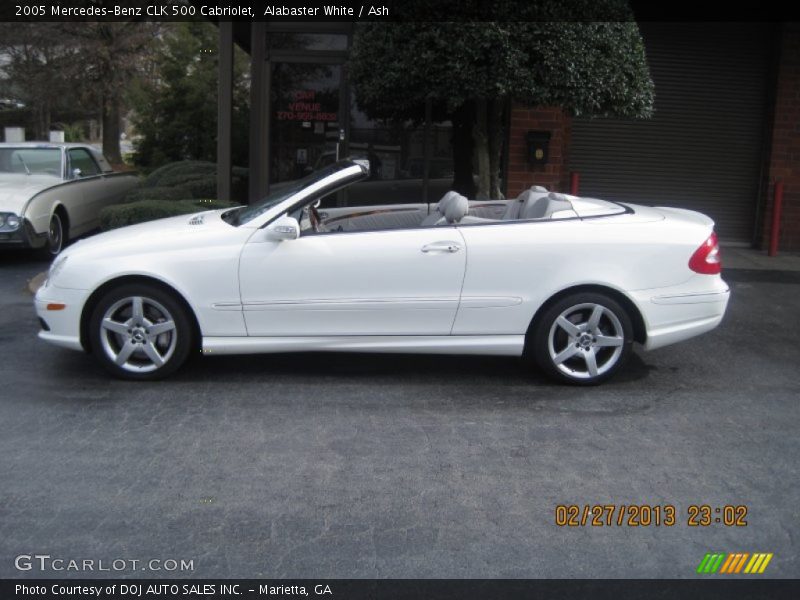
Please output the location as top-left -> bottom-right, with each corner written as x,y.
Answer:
569,172 -> 580,196
768,181 -> 784,257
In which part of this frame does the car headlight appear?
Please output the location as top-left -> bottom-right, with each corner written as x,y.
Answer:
0,213 -> 21,230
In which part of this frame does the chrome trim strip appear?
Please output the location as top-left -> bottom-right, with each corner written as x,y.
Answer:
651,289 -> 730,305
241,297 -> 459,311
211,302 -> 244,311
459,296 -> 523,308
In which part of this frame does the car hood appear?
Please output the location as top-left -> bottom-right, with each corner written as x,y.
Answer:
62,209 -> 246,260
0,174 -> 62,214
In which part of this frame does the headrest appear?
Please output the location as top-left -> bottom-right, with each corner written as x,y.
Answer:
437,191 -> 459,211
437,191 -> 469,223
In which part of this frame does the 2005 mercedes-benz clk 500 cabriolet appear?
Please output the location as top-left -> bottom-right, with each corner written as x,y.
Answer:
35,160 -> 729,385
0,142 -> 138,256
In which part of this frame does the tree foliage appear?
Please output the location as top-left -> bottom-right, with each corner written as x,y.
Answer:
349,0 -> 654,197
68,20 -> 158,163
0,19 -> 157,163
129,22 -> 250,169
0,24 -> 81,140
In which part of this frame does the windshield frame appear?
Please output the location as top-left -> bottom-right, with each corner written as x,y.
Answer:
230,160 -> 369,227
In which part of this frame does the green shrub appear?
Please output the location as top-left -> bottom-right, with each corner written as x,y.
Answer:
123,185 -> 193,202
180,176 -> 217,199
156,170 -> 212,188
144,160 -> 216,187
100,199 -> 236,231
124,161 -> 249,203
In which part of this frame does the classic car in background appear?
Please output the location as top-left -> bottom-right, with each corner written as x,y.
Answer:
35,160 -> 729,385
0,143 -> 138,256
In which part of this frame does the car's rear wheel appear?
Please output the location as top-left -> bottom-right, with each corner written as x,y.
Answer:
530,292 -> 633,385
89,283 -> 192,380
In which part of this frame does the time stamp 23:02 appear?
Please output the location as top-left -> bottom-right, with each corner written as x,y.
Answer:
555,504 -> 749,527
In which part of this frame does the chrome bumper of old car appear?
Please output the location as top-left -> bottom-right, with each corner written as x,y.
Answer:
0,218 -> 46,248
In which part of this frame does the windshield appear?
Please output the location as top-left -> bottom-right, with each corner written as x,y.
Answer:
231,161 -> 362,226
0,148 -> 62,176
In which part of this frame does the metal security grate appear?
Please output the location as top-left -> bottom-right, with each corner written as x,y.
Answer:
569,23 -> 773,243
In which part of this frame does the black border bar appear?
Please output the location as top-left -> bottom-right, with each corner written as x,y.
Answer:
3,579 -> 800,600
2,0 -> 799,22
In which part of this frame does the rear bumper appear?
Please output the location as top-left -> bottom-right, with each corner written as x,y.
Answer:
632,276 -> 730,351
34,283 -> 88,351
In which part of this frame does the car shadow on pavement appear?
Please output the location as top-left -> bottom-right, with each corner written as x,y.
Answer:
174,349 -> 655,386
182,351 -> 536,382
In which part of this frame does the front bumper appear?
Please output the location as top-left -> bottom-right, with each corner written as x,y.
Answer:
632,276 -> 731,351
0,219 -> 46,249
34,283 -> 90,351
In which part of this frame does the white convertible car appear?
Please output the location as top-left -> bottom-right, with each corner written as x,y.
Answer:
35,160 -> 729,384
0,142 -> 137,256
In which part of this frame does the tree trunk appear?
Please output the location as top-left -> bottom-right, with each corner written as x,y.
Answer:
102,87 -> 122,164
488,98 -> 505,199
450,101 -> 475,198
35,98 -> 50,141
473,98 -> 490,199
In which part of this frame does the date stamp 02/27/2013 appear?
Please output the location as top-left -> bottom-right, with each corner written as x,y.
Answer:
554,504 -> 749,527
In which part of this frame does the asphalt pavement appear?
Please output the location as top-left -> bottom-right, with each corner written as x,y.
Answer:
1,250 -> 798,578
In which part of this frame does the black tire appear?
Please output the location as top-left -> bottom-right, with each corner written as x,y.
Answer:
37,211 -> 67,260
529,292 -> 634,385
88,283 -> 193,380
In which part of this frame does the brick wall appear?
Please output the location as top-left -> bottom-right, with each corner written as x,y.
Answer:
506,105 -> 571,198
763,23 -> 800,252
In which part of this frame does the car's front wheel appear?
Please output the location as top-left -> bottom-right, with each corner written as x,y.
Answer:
530,292 -> 633,385
89,283 -> 193,380
37,211 -> 67,259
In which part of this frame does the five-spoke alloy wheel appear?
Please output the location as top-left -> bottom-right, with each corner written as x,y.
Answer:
89,283 -> 192,380
530,292 -> 633,385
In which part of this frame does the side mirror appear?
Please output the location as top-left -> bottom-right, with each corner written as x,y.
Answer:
265,215 -> 300,241
71,168 -> 82,179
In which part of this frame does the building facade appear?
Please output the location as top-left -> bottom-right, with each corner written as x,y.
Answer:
220,21 -> 799,250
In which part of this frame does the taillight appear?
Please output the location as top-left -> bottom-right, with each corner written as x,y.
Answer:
689,232 -> 721,274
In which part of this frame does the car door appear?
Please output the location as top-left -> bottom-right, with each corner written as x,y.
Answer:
64,147 -> 104,232
238,227 -> 467,337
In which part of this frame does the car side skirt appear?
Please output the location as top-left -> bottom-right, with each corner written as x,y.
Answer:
202,335 -> 525,356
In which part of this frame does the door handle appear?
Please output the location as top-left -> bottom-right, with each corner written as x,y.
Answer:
421,242 -> 462,254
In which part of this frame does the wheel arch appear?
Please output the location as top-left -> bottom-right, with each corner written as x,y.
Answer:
524,284 -> 647,350
79,275 -> 202,353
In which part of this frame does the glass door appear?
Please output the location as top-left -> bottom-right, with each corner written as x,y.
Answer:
269,62 -> 342,185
